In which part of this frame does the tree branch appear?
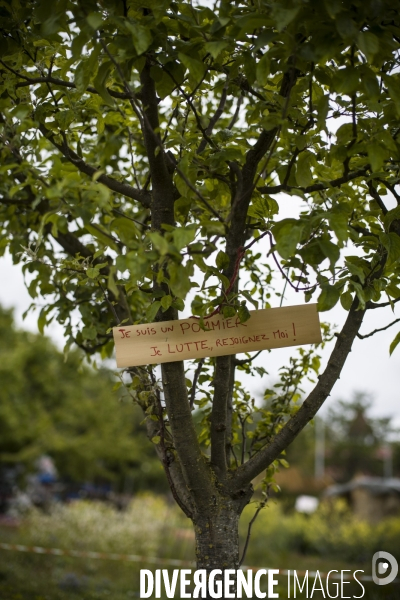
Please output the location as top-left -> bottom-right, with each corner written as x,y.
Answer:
197,81 -> 228,154
225,357 -> 236,467
210,356 -> 231,474
378,179 -> 400,205
357,317 -> 400,339
366,297 -> 400,309
54,230 -> 132,325
139,59 -> 215,509
55,230 -> 93,258
190,358 -> 205,410
228,94 -> 243,130
234,350 -> 263,366
37,124 -> 151,208
239,487 -> 270,567
231,299 -> 365,490
0,60 -> 135,99
208,64 -> 299,483
368,181 -> 388,215
230,74 -> 266,102
227,63 -> 298,257
175,165 -> 226,223
258,168 -> 368,195
156,60 -> 217,152
111,208 -> 151,230
131,368 -> 195,517
140,60 -> 176,230
98,38 -> 144,127
148,368 -> 194,518
162,360 -> 215,510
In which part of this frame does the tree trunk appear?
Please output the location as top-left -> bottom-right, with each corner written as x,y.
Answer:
194,505 -> 241,571
193,496 -> 248,600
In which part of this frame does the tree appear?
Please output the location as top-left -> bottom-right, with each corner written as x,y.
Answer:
324,392 -> 398,481
1,0 -> 400,581
284,392 -> 399,487
0,305 -> 165,491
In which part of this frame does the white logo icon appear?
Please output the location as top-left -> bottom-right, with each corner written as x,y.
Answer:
372,551 -> 398,586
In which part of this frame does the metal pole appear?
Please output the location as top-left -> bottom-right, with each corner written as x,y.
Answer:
315,416 -> 325,480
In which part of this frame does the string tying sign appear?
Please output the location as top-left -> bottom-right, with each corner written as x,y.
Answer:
113,304 -> 322,368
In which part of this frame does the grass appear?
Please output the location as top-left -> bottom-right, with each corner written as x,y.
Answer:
0,494 -> 399,599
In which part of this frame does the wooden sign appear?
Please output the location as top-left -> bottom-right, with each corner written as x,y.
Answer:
113,304 -> 321,368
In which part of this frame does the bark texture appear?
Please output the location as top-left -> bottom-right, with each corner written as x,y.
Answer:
194,504 -> 241,571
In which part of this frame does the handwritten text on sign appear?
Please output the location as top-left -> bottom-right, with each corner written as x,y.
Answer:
113,304 -> 322,368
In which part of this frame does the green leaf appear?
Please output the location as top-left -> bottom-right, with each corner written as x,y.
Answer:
204,41 -> 228,59
318,238 -> 340,270
55,110 -> 75,130
261,113 -> 281,131
172,226 -> 196,251
216,250 -> 229,270
85,223 -> 118,251
333,67 -> 359,95
222,305 -> 236,318
82,325 -> 98,340
256,53 -> 270,87
107,270 -> 120,299
318,285 -> 340,311
295,151 -> 314,187
383,206 -> 400,231
385,76 -> 400,115
335,13 -> 357,39
386,283 -> 400,298
358,31 -> 379,61
172,297 -> 185,312
340,291 -> 353,311
379,233 -> 400,267
87,12 -> 103,30
248,196 -> 279,219
329,210 -> 348,244
272,220 -> 304,260
148,232 -> 169,255
241,290 -> 258,309
323,0 -> 342,18
151,435 -> 161,444
70,29 -> 91,60
362,69 -> 380,100
161,295 -> 172,311
155,61 -> 185,99
238,303 -> 251,323
367,142 -> 388,172
271,5 -> 300,31
174,196 -> 192,224
168,262 -> 193,299
93,61 -> 114,106
316,94 -> 330,130
87,267 -> 100,279
37,306 -> 51,334
9,104 -> 30,120
74,45 -> 101,92
209,17 -> 230,34
389,331 -> 400,356
126,23 -> 153,55
346,257 -> 366,284
178,53 -> 206,84
146,301 -> 161,322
